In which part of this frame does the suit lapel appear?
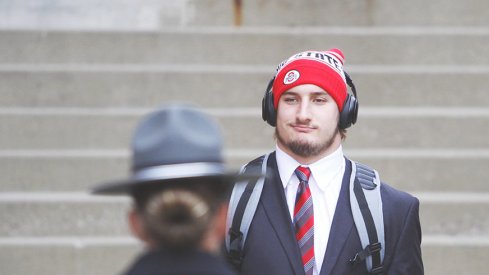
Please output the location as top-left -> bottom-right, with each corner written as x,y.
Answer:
319,159 -> 355,275
261,153 -> 305,275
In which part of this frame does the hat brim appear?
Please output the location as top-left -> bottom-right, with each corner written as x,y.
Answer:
92,171 -> 262,195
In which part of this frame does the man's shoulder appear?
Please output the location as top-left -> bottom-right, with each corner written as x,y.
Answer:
347,158 -> 419,205
247,155 -> 268,166
380,182 -> 418,204
380,182 -> 420,226
244,152 -> 276,168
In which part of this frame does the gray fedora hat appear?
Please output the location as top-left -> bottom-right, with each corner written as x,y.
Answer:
92,104 -> 260,195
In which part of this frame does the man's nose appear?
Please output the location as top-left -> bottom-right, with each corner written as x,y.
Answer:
296,100 -> 312,122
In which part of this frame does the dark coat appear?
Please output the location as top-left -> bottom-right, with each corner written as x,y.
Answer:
124,248 -> 236,275
239,153 -> 423,275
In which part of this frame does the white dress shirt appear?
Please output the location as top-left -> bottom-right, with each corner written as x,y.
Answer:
276,145 -> 346,275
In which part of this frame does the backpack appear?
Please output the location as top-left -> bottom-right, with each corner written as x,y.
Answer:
225,152 -> 385,274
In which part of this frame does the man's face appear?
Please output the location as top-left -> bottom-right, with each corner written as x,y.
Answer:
275,84 -> 342,161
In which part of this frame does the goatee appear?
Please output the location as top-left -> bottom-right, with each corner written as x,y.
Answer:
275,127 -> 339,158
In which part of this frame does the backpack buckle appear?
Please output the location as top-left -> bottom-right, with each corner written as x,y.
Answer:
371,265 -> 384,274
368,242 -> 382,253
349,242 -> 382,266
227,228 -> 244,269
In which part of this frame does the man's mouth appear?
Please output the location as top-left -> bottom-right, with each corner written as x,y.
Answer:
291,124 -> 315,133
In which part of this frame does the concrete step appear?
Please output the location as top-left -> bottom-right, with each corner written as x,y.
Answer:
422,241 -> 489,275
0,154 -> 127,192
2,29 -> 489,65
1,0 -> 488,29
1,153 -> 488,193
1,69 -> 489,108
0,196 -> 130,237
420,197 -> 489,237
0,0 -> 190,30
1,112 -> 488,150
352,156 -> 489,194
193,0 -> 489,27
1,194 -> 488,237
0,240 -> 140,275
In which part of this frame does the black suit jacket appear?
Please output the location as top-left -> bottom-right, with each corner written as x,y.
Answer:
239,153 -> 423,275
124,248 -> 236,275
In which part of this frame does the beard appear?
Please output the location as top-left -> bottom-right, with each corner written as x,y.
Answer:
275,126 -> 339,158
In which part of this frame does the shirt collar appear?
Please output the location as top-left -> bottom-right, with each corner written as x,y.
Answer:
276,145 -> 344,191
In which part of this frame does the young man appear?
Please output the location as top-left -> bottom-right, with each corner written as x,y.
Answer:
229,49 -> 423,274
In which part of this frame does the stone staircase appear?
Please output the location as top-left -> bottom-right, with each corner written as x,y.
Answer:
1,1 -> 488,274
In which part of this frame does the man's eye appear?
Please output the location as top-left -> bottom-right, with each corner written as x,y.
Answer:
314,97 -> 327,103
284,97 -> 297,103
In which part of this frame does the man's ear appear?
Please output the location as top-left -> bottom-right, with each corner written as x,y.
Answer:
199,202 -> 229,253
128,209 -> 149,243
214,203 -> 229,238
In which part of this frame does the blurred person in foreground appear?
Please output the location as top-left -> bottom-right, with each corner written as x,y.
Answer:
92,104 -> 259,275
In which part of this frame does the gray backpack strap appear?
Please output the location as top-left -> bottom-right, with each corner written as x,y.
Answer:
349,161 -> 385,274
225,153 -> 270,268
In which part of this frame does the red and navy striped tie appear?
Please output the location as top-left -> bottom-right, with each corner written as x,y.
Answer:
294,166 -> 315,275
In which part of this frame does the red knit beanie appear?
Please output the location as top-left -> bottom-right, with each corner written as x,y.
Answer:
272,48 -> 348,111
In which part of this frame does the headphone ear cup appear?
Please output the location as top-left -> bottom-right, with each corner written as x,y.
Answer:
262,78 -> 276,126
339,94 -> 358,129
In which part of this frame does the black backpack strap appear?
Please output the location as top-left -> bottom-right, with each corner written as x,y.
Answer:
349,161 -> 385,274
225,153 -> 270,269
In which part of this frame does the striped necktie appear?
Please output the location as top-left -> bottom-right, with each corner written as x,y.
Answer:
294,166 -> 315,275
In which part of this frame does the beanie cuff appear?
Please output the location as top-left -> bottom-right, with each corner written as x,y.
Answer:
273,65 -> 347,111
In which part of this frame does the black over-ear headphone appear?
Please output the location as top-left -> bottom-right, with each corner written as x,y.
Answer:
261,71 -> 358,129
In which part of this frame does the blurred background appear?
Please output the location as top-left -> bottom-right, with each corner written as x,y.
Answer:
0,0 -> 488,274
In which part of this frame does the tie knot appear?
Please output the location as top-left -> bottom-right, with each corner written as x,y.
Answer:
295,166 -> 311,182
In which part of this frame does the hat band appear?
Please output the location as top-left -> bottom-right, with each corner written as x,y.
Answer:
133,162 -> 227,182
